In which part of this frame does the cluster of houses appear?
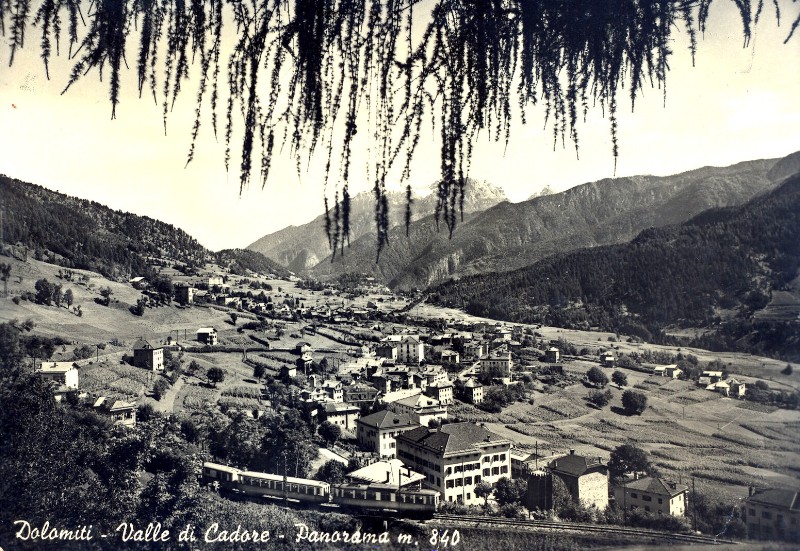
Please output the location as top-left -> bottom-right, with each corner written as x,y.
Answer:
648,364 -> 747,398
36,361 -> 137,427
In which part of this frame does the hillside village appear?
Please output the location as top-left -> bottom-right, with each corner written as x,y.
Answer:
2,246 -> 799,546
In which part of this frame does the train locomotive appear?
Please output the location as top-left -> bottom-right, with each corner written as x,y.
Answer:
203,462 -> 439,519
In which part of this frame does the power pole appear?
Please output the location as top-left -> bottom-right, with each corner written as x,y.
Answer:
692,476 -> 697,532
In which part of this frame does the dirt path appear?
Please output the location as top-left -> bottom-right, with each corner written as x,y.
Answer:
152,377 -> 185,413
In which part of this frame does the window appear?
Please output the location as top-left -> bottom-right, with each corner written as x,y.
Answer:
643,495 -> 652,502
492,467 -> 499,475
500,454 -> 506,461
749,509 -> 756,517
446,480 -> 454,489
644,506 -> 651,512
762,511 -> 772,520
658,498 -> 663,504
456,479 -> 463,487
483,469 -> 490,476
435,464 -> 441,472
631,493 -> 638,499
475,475 -> 481,483
467,493 -> 471,500
500,466 -> 508,474
464,476 -> 472,485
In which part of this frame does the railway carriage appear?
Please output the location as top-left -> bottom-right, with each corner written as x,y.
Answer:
202,462 -> 243,491
237,470 -> 331,504
201,462 -> 439,518
332,482 -> 439,519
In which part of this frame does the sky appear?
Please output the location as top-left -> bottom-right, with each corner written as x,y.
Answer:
1,3 -> 799,252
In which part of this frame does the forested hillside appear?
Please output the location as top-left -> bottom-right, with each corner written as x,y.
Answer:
429,174 -> 800,360
215,248 -> 290,278
1,176 -> 210,279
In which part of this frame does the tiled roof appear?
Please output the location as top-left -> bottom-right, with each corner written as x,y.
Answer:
747,489 -> 800,510
622,477 -> 688,497
358,410 -> 417,430
399,422 -> 507,455
133,339 -> 153,350
549,452 -> 606,477
322,401 -> 359,414
394,394 -> 440,408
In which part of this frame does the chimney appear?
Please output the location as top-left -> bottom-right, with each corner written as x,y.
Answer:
569,449 -> 575,455
749,486 -> 754,497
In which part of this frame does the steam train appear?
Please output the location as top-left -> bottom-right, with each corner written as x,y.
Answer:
202,462 -> 440,519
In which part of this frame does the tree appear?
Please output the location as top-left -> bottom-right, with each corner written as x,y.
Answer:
0,323 -> 23,372
187,360 -> 201,376
494,477 -> 527,507
475,480 -> 493,509
0,263 -> 11,298
99,286 -> 113,306
4,2 -> 793,260
621,390 -> 648,415
63,288 -> 74,308
34,278 -> 54,305
230,312 -> 238,326
782,364 -> 793,375
319,421 -> 342,448
152,378 -> 170,400
315,460 -> 347,484
587,389 -> 611,408
53,284 -> 63,308
586,366 -> 609,388
253,363 -> 266,379
612,370 -> 628,388
207,367 -> 225,387
608,444 -> 652,482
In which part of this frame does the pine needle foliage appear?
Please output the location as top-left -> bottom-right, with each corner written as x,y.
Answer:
2,0 -> 795,260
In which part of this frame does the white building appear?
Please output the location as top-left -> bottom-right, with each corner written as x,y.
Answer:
356,410 -> 420,458
398,335 -> 424,364
39,361 -> 79,389
388,394 -> 448,426
397,422 -> 511,505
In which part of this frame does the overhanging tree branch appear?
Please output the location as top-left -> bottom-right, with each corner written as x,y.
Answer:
2,0 -> 795,260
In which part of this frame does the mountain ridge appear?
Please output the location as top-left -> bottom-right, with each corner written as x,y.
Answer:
246,179 -> 508,273
309,154 -> 792,289
428,171 -> 800,360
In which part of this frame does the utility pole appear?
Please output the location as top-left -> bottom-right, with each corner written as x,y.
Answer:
283,451 -> 289,507
692,476 -> 697,533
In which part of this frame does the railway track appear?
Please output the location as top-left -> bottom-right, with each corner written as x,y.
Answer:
431,513 -> 738,545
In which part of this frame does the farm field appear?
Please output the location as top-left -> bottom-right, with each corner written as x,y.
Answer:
472,364 -> 800,506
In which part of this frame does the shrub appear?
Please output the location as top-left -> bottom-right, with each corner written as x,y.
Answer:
73,344 -> 95,360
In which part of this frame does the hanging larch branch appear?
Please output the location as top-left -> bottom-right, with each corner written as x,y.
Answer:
2,0 -> 796,257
